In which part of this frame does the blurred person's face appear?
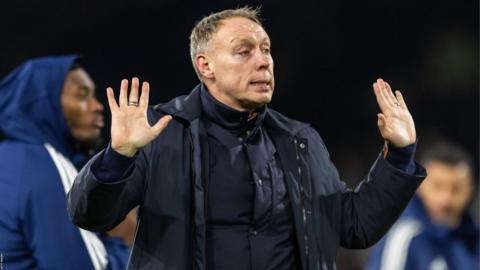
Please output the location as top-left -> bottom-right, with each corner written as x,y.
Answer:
418,160 -> 473,228
196,17 -> 274,111
61,68 -> 104,143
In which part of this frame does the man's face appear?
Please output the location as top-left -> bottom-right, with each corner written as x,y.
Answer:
201,17 -> 274,111
61,68 -> 104,143
418,160 -> 473,227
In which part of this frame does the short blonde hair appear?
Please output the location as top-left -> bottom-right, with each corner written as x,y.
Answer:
189,6 -> 262,81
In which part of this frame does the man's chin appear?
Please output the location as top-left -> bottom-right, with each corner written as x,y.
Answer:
241,97 -> 271,111
253,91 -> 273,103
256,95 -> 272,106
431,213 -> 459,228
76,133 -> 104,154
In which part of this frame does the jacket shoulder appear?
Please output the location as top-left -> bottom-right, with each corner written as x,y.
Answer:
265,108 -> 332,156
0,141 -> 57,183
265,108 -> 310,136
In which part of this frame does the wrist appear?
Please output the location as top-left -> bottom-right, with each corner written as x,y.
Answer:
111,143 -> 138,157
386,138 -> 416,148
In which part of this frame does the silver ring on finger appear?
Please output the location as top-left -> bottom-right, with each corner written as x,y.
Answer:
128,101 -> 139,107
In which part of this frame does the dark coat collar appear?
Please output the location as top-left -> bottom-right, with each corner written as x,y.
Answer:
154,83 -> 309,137
200,85 -> 266,133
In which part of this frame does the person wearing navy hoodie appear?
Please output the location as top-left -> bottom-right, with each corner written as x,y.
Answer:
68,7 -> 427,270
366,141 -> 478,270
0,55 -> 135,270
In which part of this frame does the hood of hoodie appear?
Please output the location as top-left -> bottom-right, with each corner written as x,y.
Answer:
0,55 -> 79,156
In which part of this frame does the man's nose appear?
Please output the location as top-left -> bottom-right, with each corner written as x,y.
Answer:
91,97 -> 104,112
438,189 -> 454,205
254,49 -> 270,70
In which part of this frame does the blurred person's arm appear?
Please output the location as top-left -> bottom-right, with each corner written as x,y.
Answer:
365,220 -> 422,270
101,209 -> 137,270
101,209 -> 137,269
106,208 -> 137,246
0,152 -> 107,270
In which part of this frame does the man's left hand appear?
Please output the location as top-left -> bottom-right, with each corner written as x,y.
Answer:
372,78 -> 416,148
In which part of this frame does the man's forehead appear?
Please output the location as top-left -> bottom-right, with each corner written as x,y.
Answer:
215,17 -> 269,43
426,161 -> 472,183
69,69 -> 95,89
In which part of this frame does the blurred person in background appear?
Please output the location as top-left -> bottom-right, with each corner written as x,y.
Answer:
366,141 -> 478,270
0,55 -> 136,270
68,7 -> 427,270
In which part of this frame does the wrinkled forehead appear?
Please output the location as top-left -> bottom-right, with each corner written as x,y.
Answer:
212,17 -> 270,47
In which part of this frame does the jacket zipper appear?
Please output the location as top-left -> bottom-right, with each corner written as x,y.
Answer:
294,138 -> 309,261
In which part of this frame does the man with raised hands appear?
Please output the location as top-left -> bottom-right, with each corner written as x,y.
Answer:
68,7 -> 426,270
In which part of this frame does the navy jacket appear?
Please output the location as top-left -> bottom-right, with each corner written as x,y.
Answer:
68,84 -> 427,270
0,56 -> 130,270
366,195 -> 479,270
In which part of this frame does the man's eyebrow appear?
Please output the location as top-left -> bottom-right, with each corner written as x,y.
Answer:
230,37 -> 249,44
229,37 -> 271,45
77,85 -> 93,93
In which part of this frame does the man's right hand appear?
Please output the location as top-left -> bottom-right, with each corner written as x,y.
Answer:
106,78 -> 172,157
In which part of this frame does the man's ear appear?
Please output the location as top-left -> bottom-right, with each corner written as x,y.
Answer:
195,54 -> 214,80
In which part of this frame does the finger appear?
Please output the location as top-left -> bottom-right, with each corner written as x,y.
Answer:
384,81 -> 400,105
106,87 -> 119,112
151,115 -> 173,137
119,79 -> 128,107
372,82 -> 389,112
395,90 -> 408,109
139,81 -> 150,108
129,77 -> 140,103
377,79 -> 394,107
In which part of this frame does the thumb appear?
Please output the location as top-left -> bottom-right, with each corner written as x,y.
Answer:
151,115 -> 173,137
377,113 -> 386,128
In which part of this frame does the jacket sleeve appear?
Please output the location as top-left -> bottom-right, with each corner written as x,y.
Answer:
22,185 -> 100,270
365,238 -> 385,270
304,127 -> 427,249
102,236 -> 132,270
0,150 -> 99,270
67,145 -> 149,232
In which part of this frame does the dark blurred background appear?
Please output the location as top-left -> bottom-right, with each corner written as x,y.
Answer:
1,0 -> 477,269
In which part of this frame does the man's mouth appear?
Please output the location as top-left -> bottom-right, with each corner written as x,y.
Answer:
94,116 -> 105,128
249,79 -> 271,89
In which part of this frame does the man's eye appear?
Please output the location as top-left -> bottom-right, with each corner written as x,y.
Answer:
263,48 -> 271,54
238,50 -> 250,56
78,88 -> 89,98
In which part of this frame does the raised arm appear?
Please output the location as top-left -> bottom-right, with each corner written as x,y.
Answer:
68,78 -> 171,231
338,78 -> 425,248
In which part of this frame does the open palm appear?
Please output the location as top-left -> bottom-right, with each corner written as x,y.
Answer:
107,78 -> 172,157
373,78 -> 416,148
